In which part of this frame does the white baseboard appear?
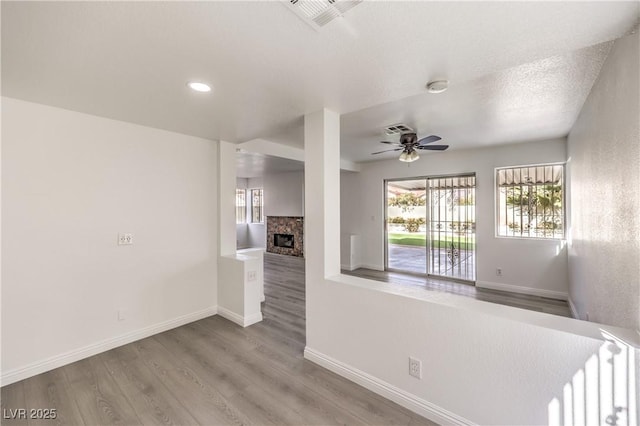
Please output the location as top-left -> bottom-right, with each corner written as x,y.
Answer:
244,312 -> 263,327
361,263 -> 384,271
476,280 -> 568,301
568,297 -> 579,319
1,306 -> 218,387
304,347 -> 474,426
217,306 -> 263,327
341,263 -> 362,271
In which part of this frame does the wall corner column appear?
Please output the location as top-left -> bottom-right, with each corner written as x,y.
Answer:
217,140 -> 262,326
304,108 -> 341,346
304,108 -> 341,278
218,140 -> 237,256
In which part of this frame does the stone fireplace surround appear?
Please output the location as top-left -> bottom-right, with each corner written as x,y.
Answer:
266,216 -> 303,257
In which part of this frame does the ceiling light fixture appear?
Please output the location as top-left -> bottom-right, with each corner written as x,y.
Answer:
187,81 -> 212,93
399,150 -> 419,163
426,80 -> 448,94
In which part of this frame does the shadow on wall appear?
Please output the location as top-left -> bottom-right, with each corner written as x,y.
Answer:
548,330 -> 638,425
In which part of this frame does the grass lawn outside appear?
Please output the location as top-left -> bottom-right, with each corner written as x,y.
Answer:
388,232 -> 476,250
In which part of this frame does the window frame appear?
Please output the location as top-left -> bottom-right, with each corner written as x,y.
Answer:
236,189 -> 247,224
250,188 -> 264,224
494,162 -> 566,240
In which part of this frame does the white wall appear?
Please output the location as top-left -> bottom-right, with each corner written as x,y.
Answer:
341,138 -> 569,298
340,171 -> 362,271
247,177 -> 263,189
264,171 -> 304,218
1,98 -> 218,383
567,31 -> 640,331
307,274 -> 637,425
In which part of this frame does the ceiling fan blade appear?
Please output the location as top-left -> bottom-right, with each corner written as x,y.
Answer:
417,135 -> 442,145
372,148 -> 403,155
380,141 -> 402,145
416,145 -> 449,151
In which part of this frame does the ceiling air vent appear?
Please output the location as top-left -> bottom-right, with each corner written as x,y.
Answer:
285,0 -> 363,30
384,124 -> 414,136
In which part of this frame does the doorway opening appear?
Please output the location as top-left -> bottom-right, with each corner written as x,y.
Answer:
385,174 -> 476,282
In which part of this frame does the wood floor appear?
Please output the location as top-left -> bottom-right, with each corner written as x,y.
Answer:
1,253 -> 436,426
343,267 -> 571,317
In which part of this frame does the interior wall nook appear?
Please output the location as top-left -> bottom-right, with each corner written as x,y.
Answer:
341,137 -> 569,299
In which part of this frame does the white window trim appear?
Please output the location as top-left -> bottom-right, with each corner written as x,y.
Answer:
236,188 -> 247,224
494,162 -> 566,240
249,188 -> 264,224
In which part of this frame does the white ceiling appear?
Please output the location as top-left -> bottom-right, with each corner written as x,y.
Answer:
2,1 -> 639,165
236,152 -> 304,178
341,41 -> 614,162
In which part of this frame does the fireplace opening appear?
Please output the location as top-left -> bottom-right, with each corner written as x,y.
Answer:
274,233 -> 294,248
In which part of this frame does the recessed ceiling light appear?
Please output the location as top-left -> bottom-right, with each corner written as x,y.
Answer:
187,82 -> 212,93
426,80 -> 448,94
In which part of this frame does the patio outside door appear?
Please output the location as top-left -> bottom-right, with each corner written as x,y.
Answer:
385,174 -> 476,282
386,179 -> 427,274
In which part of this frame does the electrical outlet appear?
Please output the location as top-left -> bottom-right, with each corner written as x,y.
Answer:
496,268 -> 503,276
409,357 -> 422,379
117,309 -> 126,321
118,233 -> 133,245
247,270 -> 257,282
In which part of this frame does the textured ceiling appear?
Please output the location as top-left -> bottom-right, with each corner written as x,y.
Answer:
2,1 -> 639,165
236,152 -> 304,179
340,41 -> 614,162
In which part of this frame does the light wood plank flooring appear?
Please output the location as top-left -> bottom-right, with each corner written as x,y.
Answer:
343,267 -> 571,317
1,253 -> 436,426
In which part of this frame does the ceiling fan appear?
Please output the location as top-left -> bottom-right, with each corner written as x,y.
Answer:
372,132 -> 449,162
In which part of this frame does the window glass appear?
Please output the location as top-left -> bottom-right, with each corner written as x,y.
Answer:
496,164 -> 564,239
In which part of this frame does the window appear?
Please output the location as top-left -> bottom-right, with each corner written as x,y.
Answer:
496,164 -> 564,239
251,189 -> 264,223
236,189 -> 246,224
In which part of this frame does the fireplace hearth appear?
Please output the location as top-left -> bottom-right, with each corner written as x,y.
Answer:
274,233 -> 294,248
266,216 -> 303,257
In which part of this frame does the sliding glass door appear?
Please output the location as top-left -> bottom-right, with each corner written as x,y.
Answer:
386,179 -> 427,274
427,175 -> 476,281
385,174 -> 476,282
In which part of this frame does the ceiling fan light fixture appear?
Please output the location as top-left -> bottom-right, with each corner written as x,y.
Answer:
399,150 -> 419,163
426,80 -> 449,94
372,131 -> 446,159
